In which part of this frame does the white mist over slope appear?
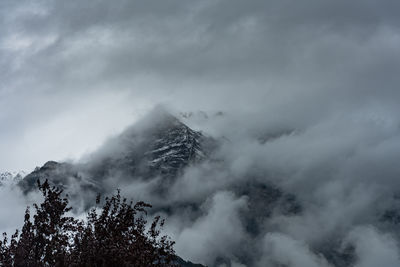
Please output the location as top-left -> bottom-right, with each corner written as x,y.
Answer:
158,108 -> 400,266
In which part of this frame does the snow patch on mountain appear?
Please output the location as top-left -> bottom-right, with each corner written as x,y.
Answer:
146,116 -> 208,177
0,171 -> 27,186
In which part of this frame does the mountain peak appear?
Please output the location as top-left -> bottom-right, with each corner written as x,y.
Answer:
145,117 -> 207,177
19,110 -> 214,193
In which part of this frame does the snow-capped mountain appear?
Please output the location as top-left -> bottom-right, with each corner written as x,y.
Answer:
0,171 -> 26,187
19,113 -> 212,192
16,111 -> 303,267
17,110 -> 388,267
18,112 -> 215,266
13,111 -> 399,267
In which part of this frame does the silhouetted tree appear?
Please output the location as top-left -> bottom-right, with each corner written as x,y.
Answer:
0,180 -> 177,267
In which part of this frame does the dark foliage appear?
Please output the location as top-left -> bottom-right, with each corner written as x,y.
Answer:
0,180 -> 177,267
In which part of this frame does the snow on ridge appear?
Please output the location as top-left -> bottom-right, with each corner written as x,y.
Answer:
146,118 -> 207,176
0,171 -> 27,186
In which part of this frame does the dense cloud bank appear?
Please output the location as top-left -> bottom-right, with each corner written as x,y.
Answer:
162,109 -> 400,266
1,0 -> 400,266
1,0 -> 400,170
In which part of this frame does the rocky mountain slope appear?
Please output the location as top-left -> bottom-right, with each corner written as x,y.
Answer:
19,113 -> 214,193
16,111 -> 305,267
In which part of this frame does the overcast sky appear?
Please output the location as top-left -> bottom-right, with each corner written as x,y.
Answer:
1,0 -> 400,171
3,2 -> 400,266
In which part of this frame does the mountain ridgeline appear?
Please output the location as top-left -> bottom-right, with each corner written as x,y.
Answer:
19,113 -> 215,195
16,111 -> 306,267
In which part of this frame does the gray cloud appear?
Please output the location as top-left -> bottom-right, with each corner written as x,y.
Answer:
0,184 -> 42,236
258,232 -> 332,267
346,226 -> 400,267
1,1 -> 400,266
172,191 -> 248,266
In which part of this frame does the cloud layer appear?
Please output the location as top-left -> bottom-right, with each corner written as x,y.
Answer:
2,0 -> 400,171
1,1 -> 400,266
